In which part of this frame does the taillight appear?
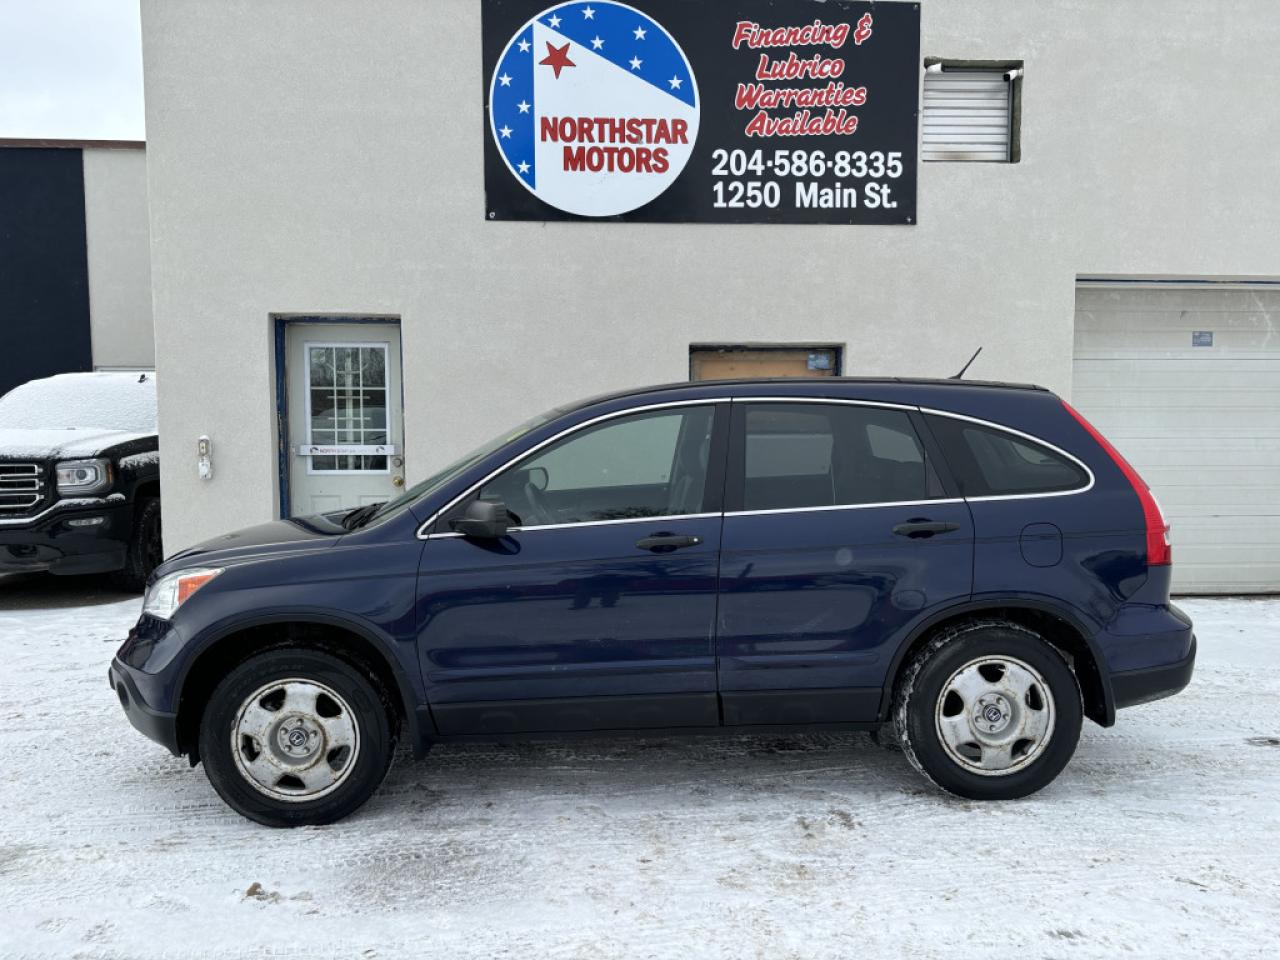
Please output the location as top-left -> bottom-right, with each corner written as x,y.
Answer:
1061,400 -> 1171,566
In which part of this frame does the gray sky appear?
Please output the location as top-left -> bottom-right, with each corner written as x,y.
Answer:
0,0 -> 145,140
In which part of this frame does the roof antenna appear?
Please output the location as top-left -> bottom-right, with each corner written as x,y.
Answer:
951,346 -> 982,380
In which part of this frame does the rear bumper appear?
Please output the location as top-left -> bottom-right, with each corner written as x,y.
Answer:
108,659 -> 181,755
0,501 -> 131,574
1111,634 -> 1196,710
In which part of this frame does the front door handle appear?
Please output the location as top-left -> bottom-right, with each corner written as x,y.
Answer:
893,519 -> 961,539
635,534 -> 702,552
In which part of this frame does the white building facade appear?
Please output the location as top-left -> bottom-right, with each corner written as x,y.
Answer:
140,0 -> 1280,592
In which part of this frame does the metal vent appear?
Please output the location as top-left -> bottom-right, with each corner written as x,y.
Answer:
0,463 -> 44,512
922,70 -> 1012,162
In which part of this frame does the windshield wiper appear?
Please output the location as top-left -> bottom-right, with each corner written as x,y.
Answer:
341,502 -> 384,530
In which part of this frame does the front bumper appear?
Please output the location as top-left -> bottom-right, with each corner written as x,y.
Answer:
109,659 -> 181,755
1111,634 -> 1197,709
0,500 -> 130,574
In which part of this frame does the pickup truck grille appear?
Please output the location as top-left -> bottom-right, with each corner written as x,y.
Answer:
0,463 -> 46,513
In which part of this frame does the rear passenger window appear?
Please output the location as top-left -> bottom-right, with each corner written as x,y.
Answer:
740,404 -> 945,510
925,415 -> 1088,497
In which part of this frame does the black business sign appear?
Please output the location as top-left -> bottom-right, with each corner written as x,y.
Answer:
482,0 -> 920,224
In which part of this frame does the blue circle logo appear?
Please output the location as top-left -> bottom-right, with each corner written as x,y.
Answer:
490,2 -> 700,217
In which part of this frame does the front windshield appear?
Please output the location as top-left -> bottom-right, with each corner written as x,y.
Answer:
367,408 -> 560,524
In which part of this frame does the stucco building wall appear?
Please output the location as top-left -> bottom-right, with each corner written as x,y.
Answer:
140,0 -> 1280,551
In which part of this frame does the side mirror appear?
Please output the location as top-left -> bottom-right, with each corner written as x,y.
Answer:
449,499 -> 511,539
526,465 -> 549,492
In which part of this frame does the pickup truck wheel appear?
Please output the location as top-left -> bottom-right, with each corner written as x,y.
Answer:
198,649 -> 395,827
894,620 -> 1082,800
111,497 -> 161,592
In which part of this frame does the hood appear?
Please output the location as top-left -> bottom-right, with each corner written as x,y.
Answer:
0,426 -> 153,460
160,514 -> 348,572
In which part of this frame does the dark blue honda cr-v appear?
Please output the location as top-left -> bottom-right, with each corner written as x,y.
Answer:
111,378 -> 1195,826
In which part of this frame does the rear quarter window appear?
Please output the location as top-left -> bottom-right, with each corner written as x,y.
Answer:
926,414 -> 1089,497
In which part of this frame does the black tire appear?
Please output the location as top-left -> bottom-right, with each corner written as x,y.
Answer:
893,620 -> 1082,801
198,649 -> 395,827
111,497 -> 162,592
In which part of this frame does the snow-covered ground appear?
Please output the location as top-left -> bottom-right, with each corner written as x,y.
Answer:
1,577 -> 1278,959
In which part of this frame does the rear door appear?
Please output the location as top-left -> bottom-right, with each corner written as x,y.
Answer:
716,400 -> 974,725
921,410 -> 1109,618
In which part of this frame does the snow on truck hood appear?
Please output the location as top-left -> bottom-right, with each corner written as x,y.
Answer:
0,372 -> 157,456
0,426 -> 153,459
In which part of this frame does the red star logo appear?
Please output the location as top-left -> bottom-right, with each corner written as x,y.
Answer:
539,41 -> 575,79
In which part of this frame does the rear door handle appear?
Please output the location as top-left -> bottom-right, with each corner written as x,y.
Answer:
893,520 -> 961,538
635,534 -> 702,551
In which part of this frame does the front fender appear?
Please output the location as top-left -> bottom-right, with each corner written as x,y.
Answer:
166,604 -> 431,756
181,607 -> 423,704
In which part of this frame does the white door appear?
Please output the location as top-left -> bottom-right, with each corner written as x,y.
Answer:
1073,284 -> 1280,594
285,322 -> 405,516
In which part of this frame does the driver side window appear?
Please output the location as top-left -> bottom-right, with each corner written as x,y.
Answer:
476,406 -> 716,528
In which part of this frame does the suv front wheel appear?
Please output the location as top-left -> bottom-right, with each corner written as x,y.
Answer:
893,620 -> 1083,800
198,649 -> 396,827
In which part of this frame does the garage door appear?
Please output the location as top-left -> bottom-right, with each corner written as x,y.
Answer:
1073,284 -> 1280,594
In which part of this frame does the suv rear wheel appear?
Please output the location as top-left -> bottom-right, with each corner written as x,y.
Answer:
893,620 -> 1082,800
198,649 -> 395,827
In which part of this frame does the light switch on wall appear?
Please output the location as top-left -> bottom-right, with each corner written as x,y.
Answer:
197,435 -> 213,480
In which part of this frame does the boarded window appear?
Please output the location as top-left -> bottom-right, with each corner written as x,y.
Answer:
690,345 -> 841,381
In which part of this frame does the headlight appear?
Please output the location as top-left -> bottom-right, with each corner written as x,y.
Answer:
56,458 -> 112,495
142,567 -> 223,620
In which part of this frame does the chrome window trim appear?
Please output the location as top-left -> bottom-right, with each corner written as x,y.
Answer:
724,497 -> 965,519
415,398 -> 730,540
918,407 -> 1096,500
423,511 -> 722,539
414,396 -> 1095,541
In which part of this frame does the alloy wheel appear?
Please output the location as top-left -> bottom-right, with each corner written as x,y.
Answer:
934,656 -> 1056,776
231,678 -> 361,801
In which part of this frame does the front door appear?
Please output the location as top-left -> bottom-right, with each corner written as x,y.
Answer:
716,400 -> 974,725
416,403 -> 728,735
285,321 -> 405,516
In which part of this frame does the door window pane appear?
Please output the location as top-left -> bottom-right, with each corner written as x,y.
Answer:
742,404 -> 942,510
926,415 -> 1087,496
477,406 -> 715,527
305,343 -> 390,473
